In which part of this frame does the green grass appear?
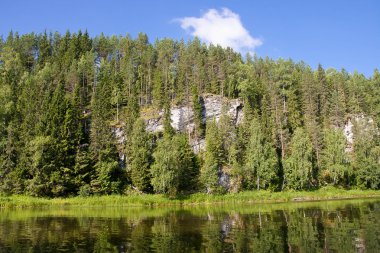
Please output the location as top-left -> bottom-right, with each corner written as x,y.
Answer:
1,187 -> 379,209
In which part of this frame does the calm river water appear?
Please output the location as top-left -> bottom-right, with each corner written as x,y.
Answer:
0,199 -> 379,252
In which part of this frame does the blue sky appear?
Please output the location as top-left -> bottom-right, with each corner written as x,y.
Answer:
1,0 -> 379,76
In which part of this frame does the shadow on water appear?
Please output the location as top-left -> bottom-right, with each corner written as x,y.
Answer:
0,198 -> 379,252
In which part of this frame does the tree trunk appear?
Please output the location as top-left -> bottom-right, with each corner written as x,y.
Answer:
257,176 -> 260,191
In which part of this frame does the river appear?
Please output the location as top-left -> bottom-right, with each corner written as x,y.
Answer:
0,198 -> 379,252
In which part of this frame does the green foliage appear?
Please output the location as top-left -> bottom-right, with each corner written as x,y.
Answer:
284,128 -> 314,190
25,135 -> 58,196
162,103 -> 175,137
175,134 -> 198,192
192,87 -> 205,138
200,120 -> 223,194
0,30 -> 379,197
320,128 -> 351,185
352,121 -> 380,189
1,188 -> 380,208
151,133 -> 196,196
244,117 -> 278,190
92,159 -> 121,194
128,118 -> 152,192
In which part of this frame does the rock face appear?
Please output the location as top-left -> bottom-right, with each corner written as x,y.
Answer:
202,94 -> 244,125
145,94 -> 243,134
113,94 -> 244,192
343,114 -> 376,153
113,94 -> 244,158
143,94 -> 244,153
111,125 -> 126,163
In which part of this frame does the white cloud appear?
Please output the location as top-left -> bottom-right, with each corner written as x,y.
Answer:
178,8 -> 262,53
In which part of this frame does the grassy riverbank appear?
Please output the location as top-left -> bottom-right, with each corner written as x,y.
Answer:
1,187 -> 379,208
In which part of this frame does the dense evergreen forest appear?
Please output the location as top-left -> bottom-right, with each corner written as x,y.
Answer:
0,31 -> 379,197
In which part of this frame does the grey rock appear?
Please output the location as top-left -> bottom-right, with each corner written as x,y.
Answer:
343,114 -> 376,153
145,94 -> 243,140
113,94 -> 244,191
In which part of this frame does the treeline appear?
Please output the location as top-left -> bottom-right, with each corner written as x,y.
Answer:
0,31 -> 379,197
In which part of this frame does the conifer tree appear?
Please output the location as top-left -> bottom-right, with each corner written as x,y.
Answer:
0,31 -> 379,196
90,60 -> 122,194
302,68 -> 323,167
192,87 -> 204,138
129,118 -> 152,192
163,103 -> 174,137
175,134 -> 198,192
200,120 -> 223,193
327,70 -> 347,127
315,64 -> 329,126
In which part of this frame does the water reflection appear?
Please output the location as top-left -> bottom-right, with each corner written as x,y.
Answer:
0,199 -> 379,252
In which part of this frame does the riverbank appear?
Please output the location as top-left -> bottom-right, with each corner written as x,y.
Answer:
1,187 -> 379,208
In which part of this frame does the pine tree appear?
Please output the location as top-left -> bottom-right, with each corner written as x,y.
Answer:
367,69 -> 380,128
25,135 -> 57,196
1,31 -> 379,197
90,60 -> 114,155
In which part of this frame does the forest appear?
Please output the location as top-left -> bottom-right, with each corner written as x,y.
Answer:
0,30 -> 379,197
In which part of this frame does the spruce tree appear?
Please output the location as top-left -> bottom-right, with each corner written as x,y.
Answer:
175,134 -> 198,192
129,118 -> 152,192
192,87 -> 204,138
200,120 -> 223,193
90,60 -> 122,194
0,31 -> 379,196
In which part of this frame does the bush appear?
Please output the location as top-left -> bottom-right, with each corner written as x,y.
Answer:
78,184 -> 92,197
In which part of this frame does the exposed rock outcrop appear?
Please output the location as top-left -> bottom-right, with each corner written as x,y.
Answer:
114,94 -> 244,192
113,94 -> 244,159
143,94 -> 243,134
142,94 -> 243,153
343,114 -> 376,153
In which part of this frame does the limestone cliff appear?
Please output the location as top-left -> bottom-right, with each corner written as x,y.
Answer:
142,94 -> 243,152
343,114 -> 377,153
144,94 -> 243,132
113,94 -> 243,161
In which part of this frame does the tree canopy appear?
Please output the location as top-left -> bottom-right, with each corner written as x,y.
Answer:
0,31 -> 379,197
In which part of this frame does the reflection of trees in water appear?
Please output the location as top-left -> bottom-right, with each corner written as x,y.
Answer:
0,202 -> 379,252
